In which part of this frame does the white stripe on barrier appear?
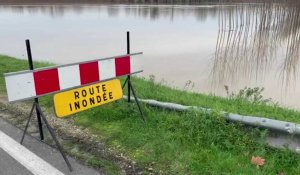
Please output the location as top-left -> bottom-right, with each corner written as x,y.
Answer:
5,53 -> 143,102
99,59 -> 116,81
58,65 -> 81,90
5,72 -> 36,102
131,54 -> 143,73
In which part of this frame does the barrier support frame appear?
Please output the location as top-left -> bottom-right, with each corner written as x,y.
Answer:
26,39 -> 44,141
20,102 -> 73,172
122,31 -> 146,123
20,40 -> 72,172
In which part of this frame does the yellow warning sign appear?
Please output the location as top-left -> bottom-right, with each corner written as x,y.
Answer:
53,79 -> 123,118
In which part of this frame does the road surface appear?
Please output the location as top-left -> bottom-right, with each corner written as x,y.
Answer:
0,117 -> 102,175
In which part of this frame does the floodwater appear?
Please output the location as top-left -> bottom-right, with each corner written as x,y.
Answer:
1,2 -> 300,109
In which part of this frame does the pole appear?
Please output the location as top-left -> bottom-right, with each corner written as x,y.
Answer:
26,40 -> 44,141
127,31 -> 131,102
125,32 -> 146,123
128,81 -> 146,122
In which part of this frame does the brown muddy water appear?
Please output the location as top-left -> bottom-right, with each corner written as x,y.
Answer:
1,1 -> 300,109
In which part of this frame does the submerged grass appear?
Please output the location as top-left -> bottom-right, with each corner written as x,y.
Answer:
1,55 -> 300,174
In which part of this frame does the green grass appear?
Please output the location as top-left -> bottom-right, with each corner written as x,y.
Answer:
87,157 -> 120,175
132,77 -> 300,124
1,55 -> 300,174
1,55 -> 300,124
73,102 -> 300,174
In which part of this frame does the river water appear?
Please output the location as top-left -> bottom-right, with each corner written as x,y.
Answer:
1,2 -> 300,109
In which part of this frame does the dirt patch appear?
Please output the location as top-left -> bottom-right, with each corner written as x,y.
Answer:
0,95 -> 144,175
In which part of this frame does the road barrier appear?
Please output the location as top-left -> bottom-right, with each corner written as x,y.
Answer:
3,31 -> 145,172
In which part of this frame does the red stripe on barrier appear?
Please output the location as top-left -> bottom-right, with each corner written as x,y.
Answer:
115,56 -> 131,76
79,61 -> 99,85
33,69 -> 60,95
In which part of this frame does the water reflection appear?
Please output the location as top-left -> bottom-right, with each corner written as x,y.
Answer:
1,2 -> 300,108
2,3 -> 300,85
212,2 -> 300,88
0,3 -> 220,21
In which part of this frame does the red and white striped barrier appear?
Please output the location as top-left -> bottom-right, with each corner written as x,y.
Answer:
5,52 -> 143,102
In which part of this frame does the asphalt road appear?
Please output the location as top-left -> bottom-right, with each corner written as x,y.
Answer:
0,147 -> 32,175
0,117 -> 102,175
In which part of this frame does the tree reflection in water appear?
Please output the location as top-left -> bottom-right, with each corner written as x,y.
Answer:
1,0 -> 300,90
212,1 -> 300,89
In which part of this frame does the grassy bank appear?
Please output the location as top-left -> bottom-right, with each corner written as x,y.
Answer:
1,55 -> 300,174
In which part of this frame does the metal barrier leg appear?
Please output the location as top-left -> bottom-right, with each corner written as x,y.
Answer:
129,80 -> 146,123
20,102 -> 36,144
36,105 -> 73,172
